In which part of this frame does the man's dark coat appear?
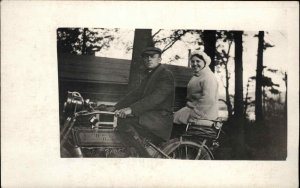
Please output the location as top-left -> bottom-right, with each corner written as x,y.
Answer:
115,64 -> 175,141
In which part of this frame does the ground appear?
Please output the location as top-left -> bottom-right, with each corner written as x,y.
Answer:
214,117 -> 287,160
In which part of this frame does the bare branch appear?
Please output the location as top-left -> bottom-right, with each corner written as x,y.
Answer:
162,40 -> 178,53
152,29 -> 162,38
161,30 -> 189,53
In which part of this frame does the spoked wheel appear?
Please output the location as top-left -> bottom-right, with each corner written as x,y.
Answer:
154,138 -> 213,160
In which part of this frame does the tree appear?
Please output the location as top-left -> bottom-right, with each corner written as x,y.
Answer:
57,28 -> 81,54
244,76 -> 256,118
57,28 -> 116,55
232,30 -> 246,159
255,31 -> 265,122
203,30 -> 217,72
152,29 -> 205,65
215,31 -> 235,119
233,31 -> 244,119
254,31 -> 275,122
244,68 -> 281,120
128,29 -> 153,90
261,73 -> 280,114
152,29 -> 217,71
153,30 -> 191,54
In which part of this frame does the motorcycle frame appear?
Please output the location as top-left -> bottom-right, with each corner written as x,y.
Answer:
60,110 -> 171,158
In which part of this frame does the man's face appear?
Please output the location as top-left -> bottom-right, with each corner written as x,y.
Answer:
143,53 -> 161,70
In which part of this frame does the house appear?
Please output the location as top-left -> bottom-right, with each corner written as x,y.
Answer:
58,53 -> 193,112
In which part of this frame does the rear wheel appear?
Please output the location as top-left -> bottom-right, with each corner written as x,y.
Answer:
154,138 -> 213,160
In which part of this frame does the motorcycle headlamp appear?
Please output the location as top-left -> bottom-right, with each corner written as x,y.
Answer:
63,91 -> 85,115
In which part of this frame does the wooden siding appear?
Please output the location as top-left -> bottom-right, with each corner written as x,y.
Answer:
58,53 -> 193,87
58,54 -> 131,84
58,53 -> 192,111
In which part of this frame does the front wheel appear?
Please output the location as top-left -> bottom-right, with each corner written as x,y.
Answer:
153,138 -> 213,160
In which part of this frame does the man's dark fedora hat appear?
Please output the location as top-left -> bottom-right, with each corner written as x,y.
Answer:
141,47 -> 162,56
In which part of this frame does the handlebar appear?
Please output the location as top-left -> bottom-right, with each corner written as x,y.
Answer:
75,110 -> 115,116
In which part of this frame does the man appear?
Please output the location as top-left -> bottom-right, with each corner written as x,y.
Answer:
112,47 -> 175,156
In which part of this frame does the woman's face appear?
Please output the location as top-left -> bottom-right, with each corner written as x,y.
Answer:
190,56 -> 205,73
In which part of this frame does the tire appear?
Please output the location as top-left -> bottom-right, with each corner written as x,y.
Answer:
153,138 -> 213,160
60,145 -> 73,158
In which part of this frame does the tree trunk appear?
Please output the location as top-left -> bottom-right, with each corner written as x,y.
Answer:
243,79 -> 250,117
224,41 -> 233,118
225,65 -> 233,118
82,28 -> 88,55
233,31 -> 244,119
262,90 -> 265,114
128,29 -> 153,91
232,31 -> 246,159
203,30 -> 217,72
255,31 -> 264,122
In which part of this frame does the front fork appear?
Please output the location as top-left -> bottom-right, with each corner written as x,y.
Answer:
60,116 -> 84,157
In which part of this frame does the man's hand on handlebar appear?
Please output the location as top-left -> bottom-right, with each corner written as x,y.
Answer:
115,107 -> 133,118
106,106 -> 116,112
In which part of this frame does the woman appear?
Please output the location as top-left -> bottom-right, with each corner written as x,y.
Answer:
173,50 -> 219,125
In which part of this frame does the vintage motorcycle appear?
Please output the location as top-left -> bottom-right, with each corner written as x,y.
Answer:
60,91 -> 224,159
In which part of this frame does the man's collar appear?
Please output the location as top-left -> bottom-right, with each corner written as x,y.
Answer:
145,63 -> 161,73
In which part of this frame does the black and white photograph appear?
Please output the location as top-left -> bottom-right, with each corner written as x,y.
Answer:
58,28 -> 288,160
2,1 -> 299,188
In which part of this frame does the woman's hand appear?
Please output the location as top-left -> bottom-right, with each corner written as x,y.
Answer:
190,93 -> 201,100
186,101 -> 195,109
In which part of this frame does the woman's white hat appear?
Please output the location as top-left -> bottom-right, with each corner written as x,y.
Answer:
190,50 -> 211,66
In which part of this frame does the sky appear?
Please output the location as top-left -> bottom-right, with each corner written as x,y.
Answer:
96,29 -> 288,107
96,29 -> 287,70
